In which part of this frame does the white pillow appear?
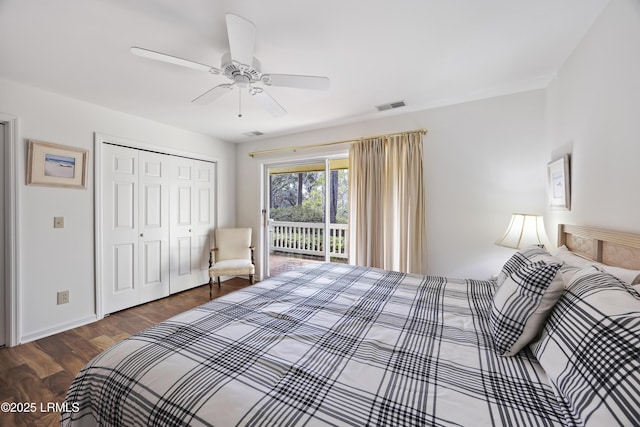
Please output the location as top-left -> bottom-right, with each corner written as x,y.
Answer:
551,245 -> 592,267
552,245 -> 640,286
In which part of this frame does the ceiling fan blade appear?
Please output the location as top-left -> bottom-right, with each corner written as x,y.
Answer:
262,74 -> 330,90
250,87 -> 287,117
225,14 -> 256,67
131,47 -> 220,74
192,84 -> 234,105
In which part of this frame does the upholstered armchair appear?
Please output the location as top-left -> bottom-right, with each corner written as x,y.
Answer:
208,228 -> 255,298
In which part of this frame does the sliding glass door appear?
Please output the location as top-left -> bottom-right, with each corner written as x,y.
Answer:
264,158 -> 348,277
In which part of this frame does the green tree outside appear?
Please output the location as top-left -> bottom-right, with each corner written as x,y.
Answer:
270,170 -> 348,224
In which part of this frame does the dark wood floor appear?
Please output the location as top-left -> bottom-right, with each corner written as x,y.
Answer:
0,278 -> 252,427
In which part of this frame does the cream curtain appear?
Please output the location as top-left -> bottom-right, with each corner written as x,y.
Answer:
348,131 -> 426,274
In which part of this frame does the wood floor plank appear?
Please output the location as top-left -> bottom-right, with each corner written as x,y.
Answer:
0,346 -> 25,372
11,344 -> 63,379
51,352 -> 88,382
0,377 -> 11,401
3,364 -> 59,408
88,335 -> 120,352
0,280 -> 251,427
61,330 -> 103,362
31,336 -> 76,370
44,370 -> 77,399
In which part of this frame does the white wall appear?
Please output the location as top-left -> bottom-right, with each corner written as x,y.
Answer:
236,89 -> 547,280
0,78 -> 237,343
545,0 -> 640,240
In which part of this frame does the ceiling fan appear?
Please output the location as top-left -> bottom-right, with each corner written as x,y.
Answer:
131,14 -> 330,117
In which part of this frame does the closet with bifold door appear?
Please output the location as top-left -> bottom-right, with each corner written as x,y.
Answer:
101,143 -> 216,315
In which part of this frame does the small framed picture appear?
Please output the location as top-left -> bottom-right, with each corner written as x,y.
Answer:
27,140 -> 88,189
547,154 -> 570,210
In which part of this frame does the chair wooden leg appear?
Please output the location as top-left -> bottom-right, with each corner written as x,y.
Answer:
208,277 -> 213,300
249,274 -> 254,284
217,277 -> 221,288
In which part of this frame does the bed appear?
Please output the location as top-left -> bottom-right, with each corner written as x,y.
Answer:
61,225 -> 640,426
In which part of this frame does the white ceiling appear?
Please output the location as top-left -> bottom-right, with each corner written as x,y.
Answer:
0,0 -> 609,143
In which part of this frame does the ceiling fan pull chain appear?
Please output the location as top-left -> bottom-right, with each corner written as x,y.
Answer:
238,88 -> 243,118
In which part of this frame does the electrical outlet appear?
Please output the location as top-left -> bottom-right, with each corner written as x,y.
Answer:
57,290 -> 69,305
54,216 -> 64,228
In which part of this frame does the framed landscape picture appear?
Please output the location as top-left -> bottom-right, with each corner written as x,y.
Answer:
547,154 -> 570,210
27,140 -> 88,189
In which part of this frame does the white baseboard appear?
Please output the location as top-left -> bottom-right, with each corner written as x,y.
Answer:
19,314 -> 98,345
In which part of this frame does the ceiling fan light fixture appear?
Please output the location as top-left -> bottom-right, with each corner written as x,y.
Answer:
234,74 -> 251,88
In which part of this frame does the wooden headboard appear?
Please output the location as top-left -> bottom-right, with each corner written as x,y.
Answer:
558,224 -> 640,270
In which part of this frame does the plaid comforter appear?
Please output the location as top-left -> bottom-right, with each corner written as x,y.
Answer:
62,263 -> 564,426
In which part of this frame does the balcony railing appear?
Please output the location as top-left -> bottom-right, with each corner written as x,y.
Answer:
270,221 -> 348,259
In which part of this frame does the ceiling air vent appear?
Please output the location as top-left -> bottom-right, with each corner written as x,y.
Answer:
243,131 -> 264,137
376,100 -> 406,112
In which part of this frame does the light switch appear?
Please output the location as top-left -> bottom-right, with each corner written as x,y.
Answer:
54,216 -> 64,228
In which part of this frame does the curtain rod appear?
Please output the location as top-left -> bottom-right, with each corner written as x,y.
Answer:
247,128 -> 427,157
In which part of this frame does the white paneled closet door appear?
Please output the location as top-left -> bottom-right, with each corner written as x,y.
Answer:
138,151 -> 170,303
169,158 -> 216,293
192,160 -> 216,285
102,145 -> 139,313
102,145 -> 170,314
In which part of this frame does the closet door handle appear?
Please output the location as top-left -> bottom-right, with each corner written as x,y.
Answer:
140,233 -> 144,237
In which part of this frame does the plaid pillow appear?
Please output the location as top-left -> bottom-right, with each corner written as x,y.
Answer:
496,244 -> 549,286
490,260 -> 563,356
530,267 -> 640,426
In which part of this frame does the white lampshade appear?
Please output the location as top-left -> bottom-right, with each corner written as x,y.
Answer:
495,214 -> 548,249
